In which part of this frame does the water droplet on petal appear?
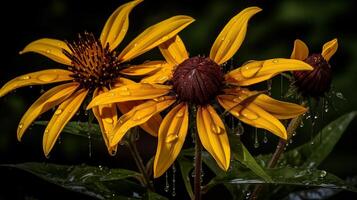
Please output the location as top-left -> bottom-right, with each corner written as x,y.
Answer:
105,118 -> 113,124
211,124 -> 222,134
272,59 -> 279,64
118,90 -> 131,96
46,49 -> 52,53
166,134 -> 178,143
37,74 -> 59,82
240,64 -> 260,78
55,109 -> 63,115
176,110 -> 184,118
21,75 -> 31,80
242,109 -> 259,120
18,123 -> 24,129
45,129 -> 49,133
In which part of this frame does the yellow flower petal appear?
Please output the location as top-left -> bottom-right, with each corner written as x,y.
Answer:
20,38 -> 72,65
117,100 -> 162,137
290,39 -> 309,60
112,77 -> 136,88
43,89 -> 88,157
17,83 -> 79,141
321,38 -> 338,61
120,61 -> 165,76
118,15 -> 195,62
224,88 -> 307,119
110,96 -> 176,147
217,95 -> 287,139
140,63 -> 174,84
154,103 -> 188,178
92,87 -> 118,156
225,59 -> 313,86
159,35 -> 189,65
0,69 -> 73,97
100,0 -> 143,51
209,7 -> 262,65
197,105 -> 230,171
87,83 -> 172,109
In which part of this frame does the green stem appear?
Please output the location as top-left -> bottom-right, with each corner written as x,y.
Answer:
127,132 -> 155,191
194,130 -> 202,200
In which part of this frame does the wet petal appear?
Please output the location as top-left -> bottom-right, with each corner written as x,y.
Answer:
117,101 -> 162,137
120,61 -> 165,76
197,105 -> 230,170
290,39 -> 309,60
20,38 -> 72,65
225,59 -> 312,86
0,69 -> 73,97
92,87 -> 118,155
210,7 -> 262,65
110,96 -> 176,147
87,83 -> 172,108
112,77 -> 136,88
224,88 -> 307,119
118,15 -> 194,62
100,0 -> 143,50
321,38 -> 338,61
43,89 -> 88,157
159,35 -> 189,65
217,95 -> 287,139
17,83 -> 79,141
140,63 -> 174,84
154,103 -> 188,178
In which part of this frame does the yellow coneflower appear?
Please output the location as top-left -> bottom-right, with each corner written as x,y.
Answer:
0,0 -> 194,157
291,39 -> 338,97
88,7 -> 312,177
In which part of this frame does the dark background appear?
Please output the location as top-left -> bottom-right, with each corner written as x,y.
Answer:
0,0 -> 356,199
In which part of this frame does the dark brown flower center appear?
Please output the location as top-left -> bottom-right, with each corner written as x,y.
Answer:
293,54 -> 332,97
63,32 -> 122,89
172,56 -> 224,105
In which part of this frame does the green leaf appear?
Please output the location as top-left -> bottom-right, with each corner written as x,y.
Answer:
206,167 -> 357,193
144,191 -> 169,200
1,162 -> 143,199
229,133 -> 272,182
35,121 -> 102,140
177,156 -> 194,199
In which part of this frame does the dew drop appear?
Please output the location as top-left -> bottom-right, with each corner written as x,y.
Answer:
87,132 -> 92,158
118,90 -> 131,96
253,128 -> 259,148
21,75 -> 31,80
164,172 -> 169,192
44,129 -> 49,134
45,49 -> 52,53
37,74 -> 59,82
300,120 -> 304,128
242,110 -> 259,120
55,109 -> 63,115
18,123 -> 23,129
176,110 -> 184,118
166,134 -> 178,143
336,92 -> 344,99
104,118 -> 113,124
272,59 -> 279,64
240,64 -> 260,78
235,121 -> 244,136
263,132 -> 268,143
319,170 -> 327,178
172,164 -> 176,197
211,124 -> 222,134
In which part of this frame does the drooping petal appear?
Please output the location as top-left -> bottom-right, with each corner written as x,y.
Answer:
224,88 -> 307,119
110,96 -> 176,147
321,38 -> 338,61
43,89 -> 88,157
117,100 -> 162,137
140,63 -> 174,84
217,95 -> 287,139
290,39 -> 309,60
225,59 -> 312,86
100,0 -> 143,51
20,39 -> 72,65
120,61 -> 165,76
118,16 -> 195,62
197,105 -> 230,171
17,83 -> 79,141
154,103 -> 188,178
209,7 -> 262,65
159,35 -> 189,65
87,83 -> 172,109
92,87 -> 118,155
0,69 -> 73,97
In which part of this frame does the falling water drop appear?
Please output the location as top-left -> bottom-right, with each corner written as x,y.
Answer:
300,120 -> 304,128
236,121 -> 244,136
87,132 -> 92,158
324,99 -> 329,113
172,164 -> 176,197
263,131 -> 268,143
267,79 -> 272,95
254,128 -> 259,148
57,135 -> 62,144
319,170 -> 327,178
336,92 -> 344,99
164,172 -> 169,192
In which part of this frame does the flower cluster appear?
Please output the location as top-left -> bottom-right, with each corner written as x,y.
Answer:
0,0 -> 337,179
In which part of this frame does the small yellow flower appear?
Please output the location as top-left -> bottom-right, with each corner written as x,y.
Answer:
291,39 -> 338,97
88,7 -> 312,177
0,0 -> 194,157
